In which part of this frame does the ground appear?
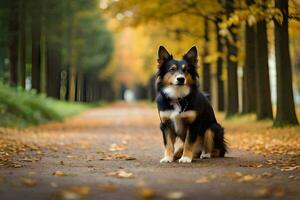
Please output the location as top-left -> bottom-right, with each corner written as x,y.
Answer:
0,102 -> 299,200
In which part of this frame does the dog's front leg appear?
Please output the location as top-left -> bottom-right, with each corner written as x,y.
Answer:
160,124 -> 176,163
179,126 -> 197,163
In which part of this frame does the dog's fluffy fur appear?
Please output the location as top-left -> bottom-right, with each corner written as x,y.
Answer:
156,46 -> 228,163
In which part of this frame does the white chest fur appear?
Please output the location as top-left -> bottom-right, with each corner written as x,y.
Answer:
168,102 -> 182,133
159,104 -> 197,134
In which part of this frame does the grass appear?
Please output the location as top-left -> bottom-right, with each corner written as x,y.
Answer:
0,83 -> 92,128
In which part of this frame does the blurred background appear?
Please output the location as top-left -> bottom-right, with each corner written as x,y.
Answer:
0,0 -> 299,127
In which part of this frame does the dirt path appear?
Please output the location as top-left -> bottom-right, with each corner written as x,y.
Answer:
0,102 -> 299,200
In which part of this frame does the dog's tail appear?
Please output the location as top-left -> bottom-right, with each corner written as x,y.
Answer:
207,123 -> 228,157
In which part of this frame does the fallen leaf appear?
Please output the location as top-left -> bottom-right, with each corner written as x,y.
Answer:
280,166 -> 298,171
60,191 -> 81,200
287,151 -> 296,155
50,182 -> 58,188
195,177 -> 209,183
138,187 -> 156,199
106,170 -> 134,179
66,155 -> 78,159
68,186 -> 91,195
253,188 -> 271,198
234,172 -> 243,177
262,172 -> 273,177
20,157 -> 34,162
100,153 -> 136,161
12,163 -> 23,168
238,175 -> 255,182
115,154 -> 136,160
28,171 -> 36,175
165,191 -> 185,199
60,186 -> 91,200
53,170 -> 67,176
109,143 -> 127,151
21,178 -> 37,187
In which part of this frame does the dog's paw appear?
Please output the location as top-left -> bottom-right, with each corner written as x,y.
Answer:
160,156 -> 173,163
178,156 -> 192,163
200,152 -> 211,159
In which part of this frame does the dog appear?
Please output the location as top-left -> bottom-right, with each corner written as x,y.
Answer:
155,46 -> 228,163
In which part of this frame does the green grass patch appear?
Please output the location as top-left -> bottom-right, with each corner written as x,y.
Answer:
0,83 -> 92,128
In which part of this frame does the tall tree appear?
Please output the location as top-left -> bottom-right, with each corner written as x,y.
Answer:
273,0 -> 298,126
45,0 -> 63,99
19,0 -> 26,88
242,0 -> 256,114
46,44 -> 61,98
202,18 -> 211,94
215,18 -> 224,111
64,0 -> 76,101
31,0 -> 42,92
8,0 -> 19,86
225,0 -> 239,117
255,19 -> 273,120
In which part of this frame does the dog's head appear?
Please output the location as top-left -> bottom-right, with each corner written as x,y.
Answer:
156,46 -> 199,99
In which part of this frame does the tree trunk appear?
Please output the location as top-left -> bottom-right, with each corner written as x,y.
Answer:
46,44 -> 61,98
0,48 -> 7,82
242,18 -> 257,113
65,5 -> 76,101
76,70 -> 83,102
19,0 -> 26,88
255,20 -> 273,120
273,0 -> 298,126
8,0 -> 19,86
82,73 -> 87,102
215,18 -> 224,111
66,14 -> 77,102
31,1 -> 41,92
44,0 -> 63,99
225,0 -> 239,117
68,58 -> 77,101
202,18 -> 211,95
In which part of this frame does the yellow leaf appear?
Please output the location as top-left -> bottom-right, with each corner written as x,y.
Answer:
195,177 -> 209,183
53,170 -> 67,176
238,175 -> 255,182
229,55 -> 238,62
138,187 -> 156,199
247,15 -> 256,26
21,178 -> 37,187
12,164 -> 23,168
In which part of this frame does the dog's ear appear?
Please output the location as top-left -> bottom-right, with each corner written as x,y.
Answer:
158,46 -> 171,65
183,46 -> 198,65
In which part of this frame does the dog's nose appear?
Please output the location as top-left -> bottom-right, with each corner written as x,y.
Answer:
177,77 -> 185,84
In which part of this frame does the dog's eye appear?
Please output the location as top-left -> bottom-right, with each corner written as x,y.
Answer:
169,65 -> 176,72
182,64 -> 187,72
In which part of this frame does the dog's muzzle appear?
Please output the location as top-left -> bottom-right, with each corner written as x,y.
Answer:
175,75 -> 185,85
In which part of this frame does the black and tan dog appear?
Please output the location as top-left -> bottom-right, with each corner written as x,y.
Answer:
156,46 -> 227,163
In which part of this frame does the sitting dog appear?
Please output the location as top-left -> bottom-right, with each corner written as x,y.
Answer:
156,46 -> 227,163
